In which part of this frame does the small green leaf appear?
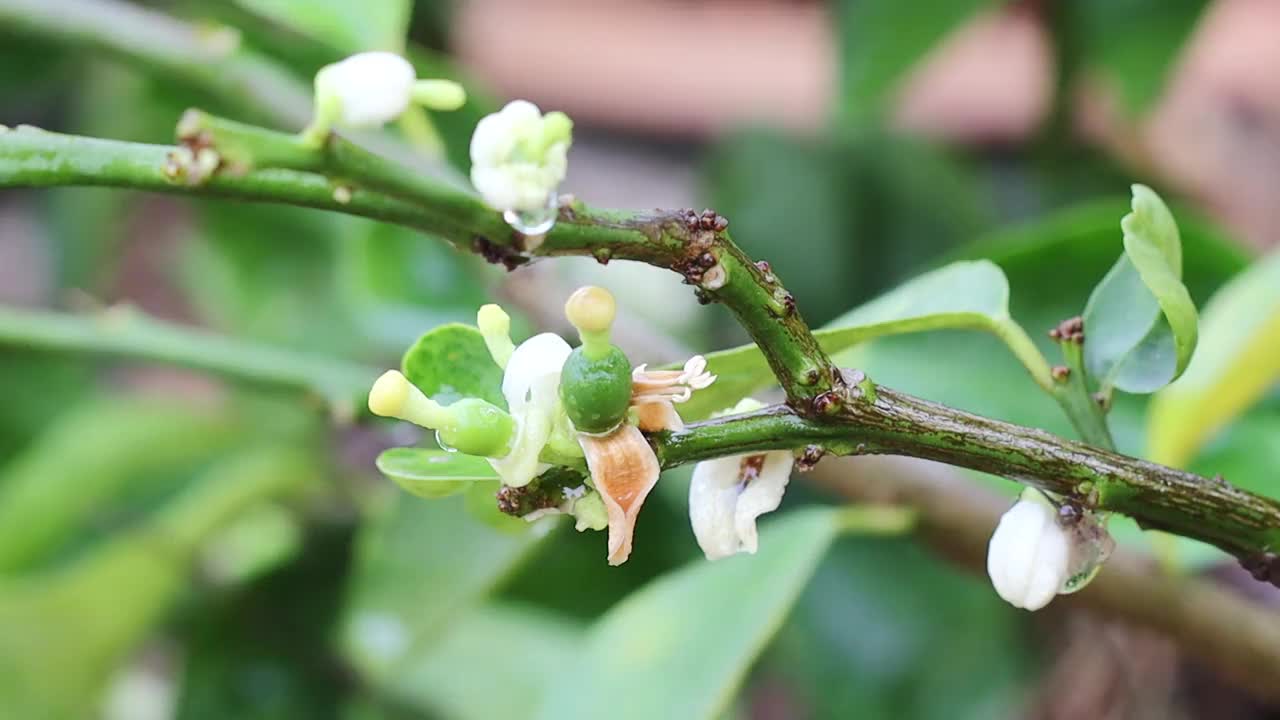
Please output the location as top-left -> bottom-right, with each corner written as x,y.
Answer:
1083,185 -> 1198,394
375,447 -> 498,499
401,323 -> 505,409
680,261 -> 1047,419
1147,250 -> 1280,467
234,0 -> 412,52
837,0 -> 994,122
535,509 -> 842,720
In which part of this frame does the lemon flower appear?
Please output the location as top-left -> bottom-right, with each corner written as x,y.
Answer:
470,100 -> 573,230
688,399 -> 794,560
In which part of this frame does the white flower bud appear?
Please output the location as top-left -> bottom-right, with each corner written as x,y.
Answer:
987,491 -> 1070,610
986,486 -> 1115,612
314,52 -> 417,128
469,100 -> 573,214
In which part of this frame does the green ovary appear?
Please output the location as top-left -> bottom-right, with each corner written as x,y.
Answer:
560,346 -> 633,434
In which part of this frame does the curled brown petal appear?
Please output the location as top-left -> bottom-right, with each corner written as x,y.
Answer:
634,400 -> 684,432
579,424 -> 661,566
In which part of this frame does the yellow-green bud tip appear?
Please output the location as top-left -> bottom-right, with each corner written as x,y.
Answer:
412,79 -> 467,111
369,370 -> 412,418
477,303 -> 511,337
565,286 -> 615,334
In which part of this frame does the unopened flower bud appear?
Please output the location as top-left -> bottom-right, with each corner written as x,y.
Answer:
314,52 -> 417,129
470,100 -> 573,219
986,488 -> 1113,611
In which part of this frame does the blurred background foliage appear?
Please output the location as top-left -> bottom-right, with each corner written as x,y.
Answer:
1,0 -> 1279,718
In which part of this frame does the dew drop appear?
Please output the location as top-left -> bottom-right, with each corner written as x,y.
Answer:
434,430 -> 459,453
502,193 -> 558,235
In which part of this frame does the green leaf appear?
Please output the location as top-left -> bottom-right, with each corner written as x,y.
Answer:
233,0 -> 413,52
1147,250 -> 1280,467
0,449 -> 312,718
679,261 -> 1046,420
1083,185 -> 1198,394
340,492 -> 553,683
1068,0 -> 1208,114
0,399 -> 239,573
375,447 -> 498,499
535,509 -> 842,720
837,0 -> 994,121
401,323 -> 505,408
377,604 -> 583,720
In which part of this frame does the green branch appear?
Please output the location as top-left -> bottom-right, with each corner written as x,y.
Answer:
0,122 -> 841,409
2,121 -> 1279,570
0,300 -> 1276,563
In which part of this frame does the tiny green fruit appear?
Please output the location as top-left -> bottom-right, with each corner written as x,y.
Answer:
560,345 -> 632,433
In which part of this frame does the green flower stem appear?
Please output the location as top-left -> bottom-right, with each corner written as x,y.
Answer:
0,303 -> 375,419
1055,339 -> 1117,449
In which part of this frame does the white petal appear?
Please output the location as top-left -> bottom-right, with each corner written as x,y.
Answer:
486,333 -> 571,487
470,112 -> 518,168
732,451 -> 793,554
318,52 -> 416,128
689,456 -> 747,560
501,333 -> 572,412
987,496 -> 1070,610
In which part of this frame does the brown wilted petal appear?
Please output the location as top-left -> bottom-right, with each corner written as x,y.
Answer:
634,400 -> 683,432
578,424 -> 661,566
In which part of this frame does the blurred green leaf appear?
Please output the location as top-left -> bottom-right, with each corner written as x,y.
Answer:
340,492 -> 554,685
0,448 -> 313,719
1068,0 -> 1207,114
198,502 -> 303,587
707,131 -> 990,329
837,0 -> 994,121
401,323 -> 505,408
0,398 -> 238,573
679,261 -> 1046,420
1083,185 -> 1198,394
182,202 -> 355,353
375,447 -> 498,499
176,523 -> 351,720
536,509 -> 841,720
1147,250 -> 1280,468
233,0 -> 413,53
338,219 -> 491,348
773,537 -> 1034,719
379,603 -> 583,720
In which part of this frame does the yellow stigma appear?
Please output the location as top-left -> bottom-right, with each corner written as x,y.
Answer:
369,370 -> 411,417
368,370 -> 448,428
565,286 -> 616,335
477,304 -> 516,369
412,79 -> 467,111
